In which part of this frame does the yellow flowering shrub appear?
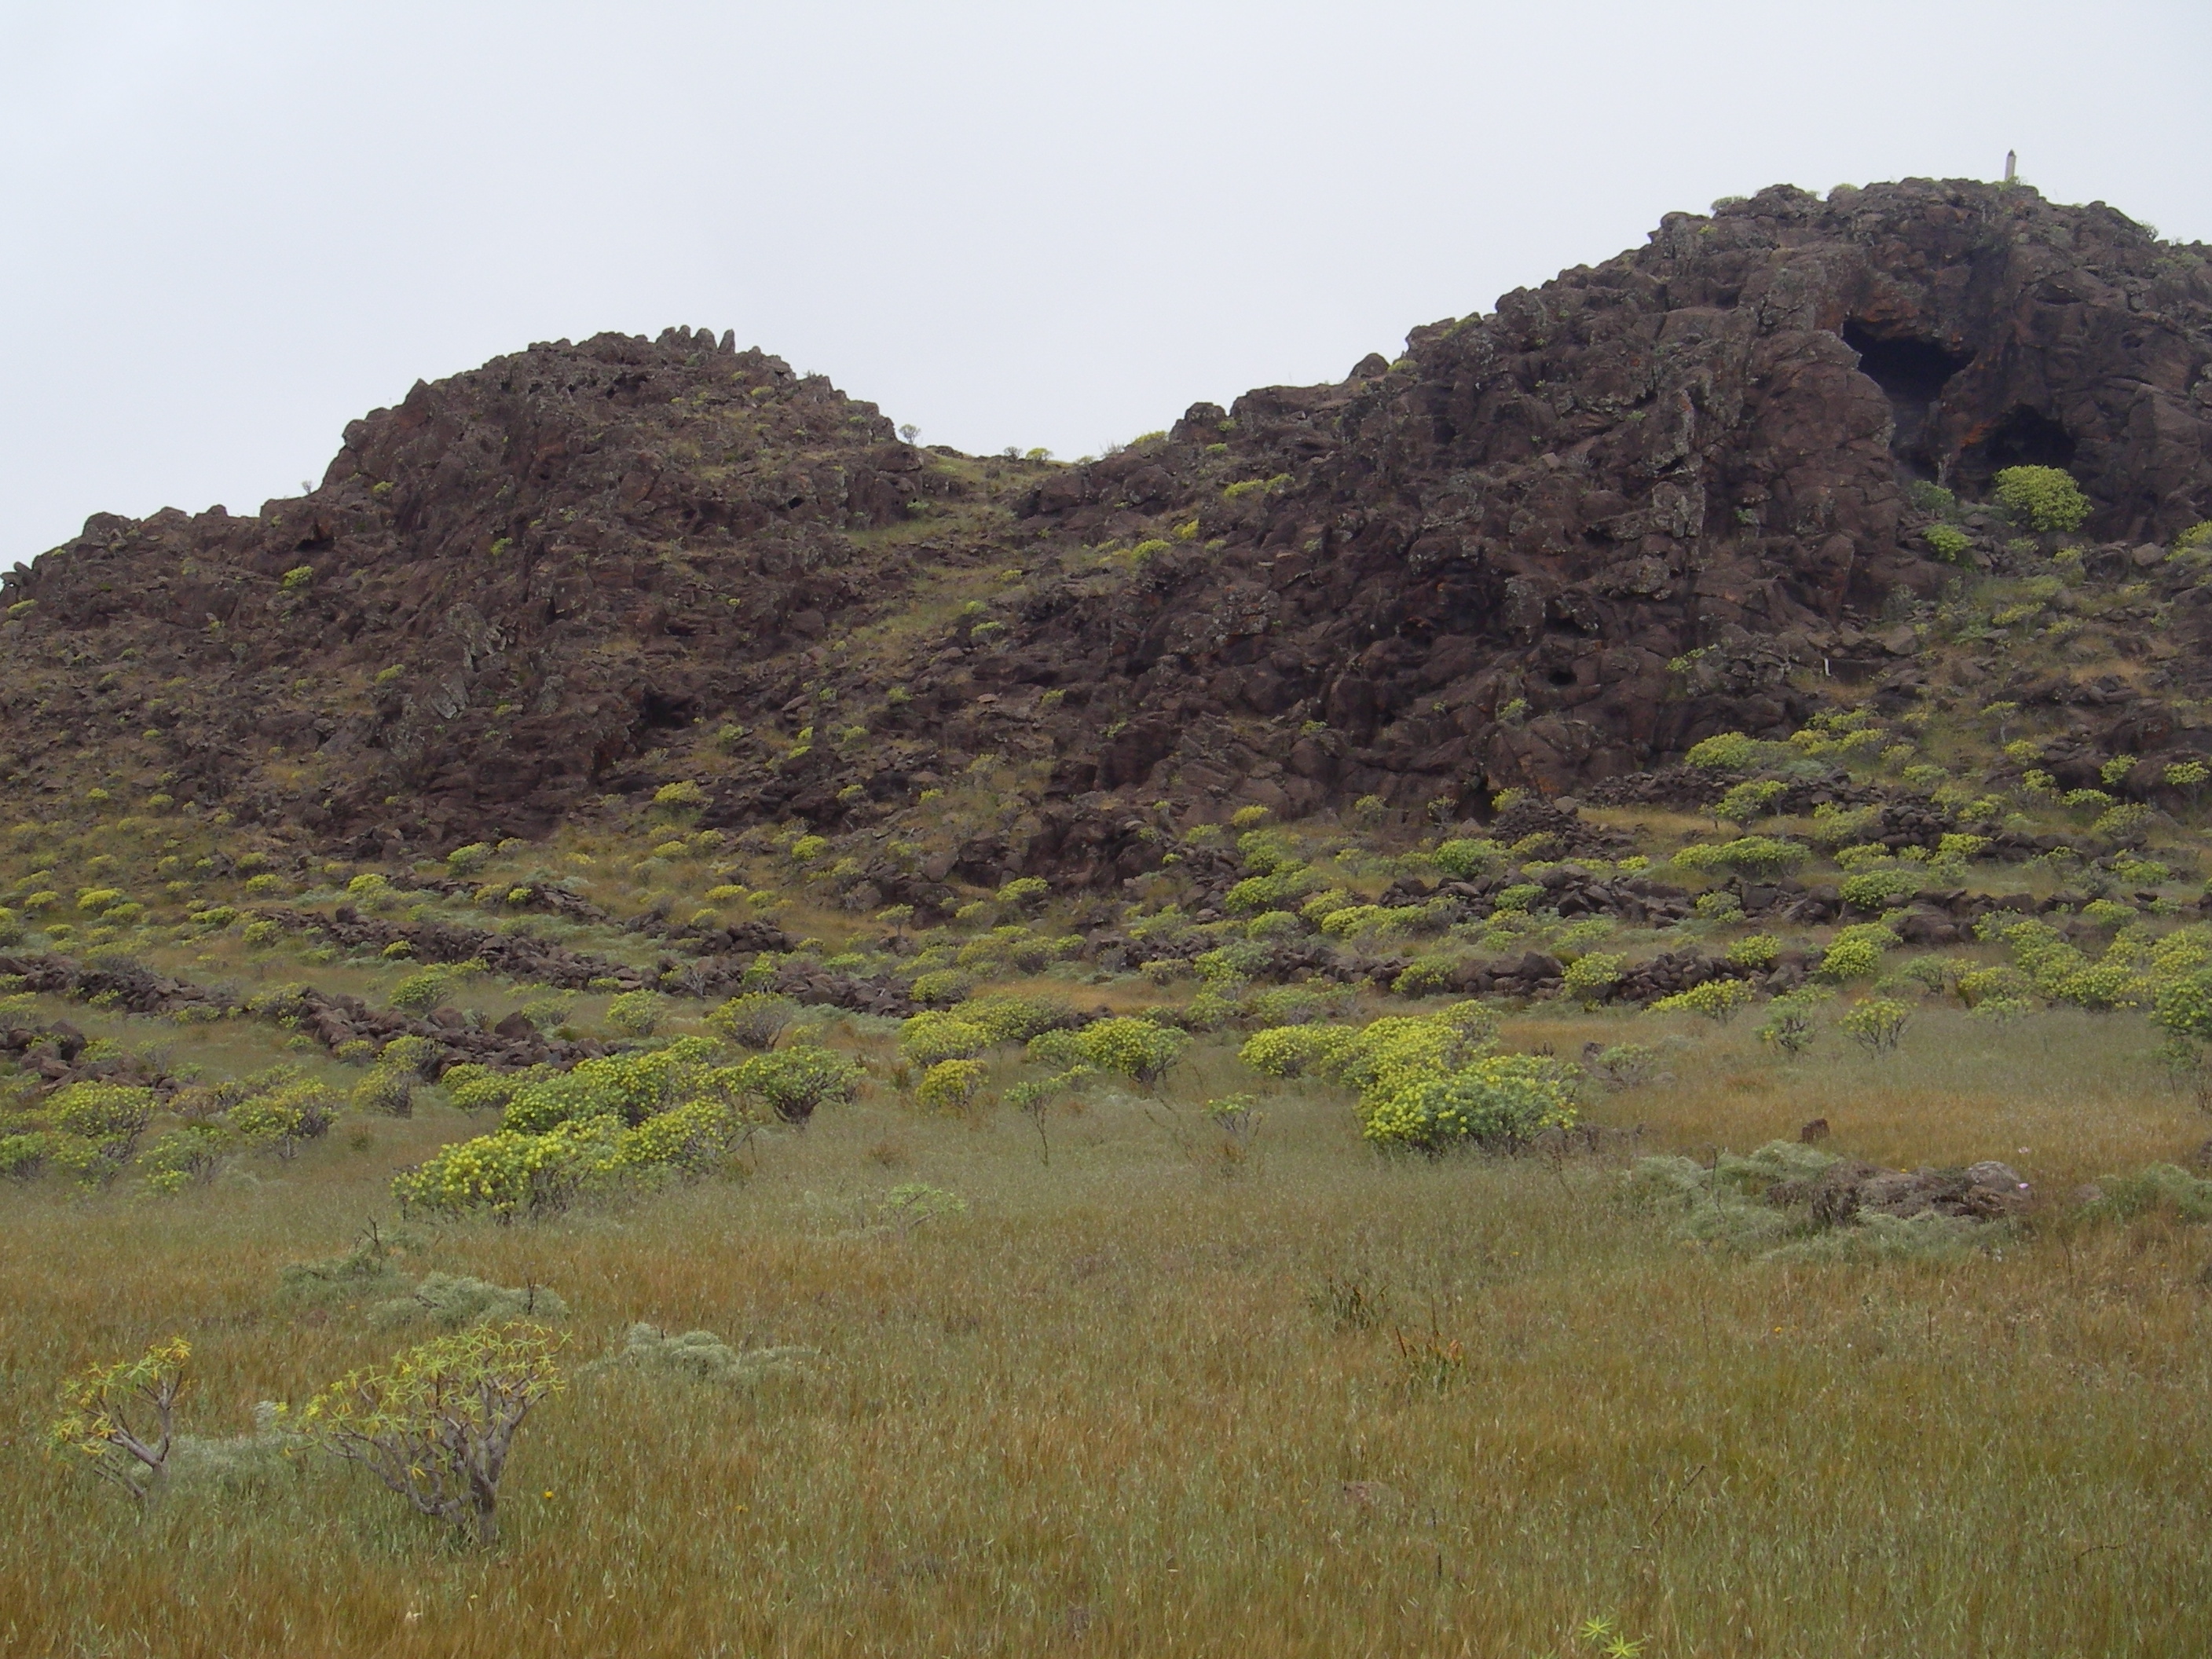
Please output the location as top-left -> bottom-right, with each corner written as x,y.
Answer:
613,1098 -> 752,1175
899,1010 -> 991,1065
394,1118 -> 627,1220
501,1038 -> 724,1132
917,1058 -> 988,1111
1070,1016 -> 1188,1085
1646,979 -> 1756,1021
725,1045 -> 862,1123
1357,1053 -> 1579,1153
1238,1024 -> 1359,1078
229,1082 -> 341,1159
1239,1000 -> 1561,1152
302,1323 -> 563,1547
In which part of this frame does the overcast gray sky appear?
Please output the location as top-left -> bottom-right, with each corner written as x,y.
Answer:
4,0 -> 2207,566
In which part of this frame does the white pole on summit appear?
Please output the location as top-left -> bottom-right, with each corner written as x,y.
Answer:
2005,150 -> 2017,183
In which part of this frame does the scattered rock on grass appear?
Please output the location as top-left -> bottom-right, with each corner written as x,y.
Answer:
1629,1140 -> 2027,1261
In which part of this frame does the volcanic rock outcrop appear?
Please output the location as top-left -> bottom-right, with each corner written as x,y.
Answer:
3,178 -> 2209,859
1016,178 -> 2212,801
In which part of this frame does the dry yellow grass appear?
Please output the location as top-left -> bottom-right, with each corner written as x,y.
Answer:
5,1006 -> 2212,1657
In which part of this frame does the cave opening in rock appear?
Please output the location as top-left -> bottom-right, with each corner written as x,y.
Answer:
1957,405 -> 2078,484
638,688 -> 695,730
1841,322 -> 1971,467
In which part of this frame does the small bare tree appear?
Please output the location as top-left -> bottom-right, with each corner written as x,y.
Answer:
49,1336 -> 191,1502
304,1323 -> 564,1547
1005,1064 -> 1097,1165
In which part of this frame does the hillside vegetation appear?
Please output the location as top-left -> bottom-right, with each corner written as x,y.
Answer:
6,175 -> 2212,1656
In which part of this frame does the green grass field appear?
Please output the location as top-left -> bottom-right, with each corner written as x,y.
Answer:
7,998 -> 2212,1658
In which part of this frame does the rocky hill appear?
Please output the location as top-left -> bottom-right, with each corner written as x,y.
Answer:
4,177 -> 2210,879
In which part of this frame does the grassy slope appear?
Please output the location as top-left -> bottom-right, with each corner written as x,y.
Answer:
2,1004 -> 2210,1657
9,536 -> 2212,1655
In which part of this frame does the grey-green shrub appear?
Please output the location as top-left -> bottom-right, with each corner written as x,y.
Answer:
368,1273 -> 569,1330
582,1323 -> 814,1388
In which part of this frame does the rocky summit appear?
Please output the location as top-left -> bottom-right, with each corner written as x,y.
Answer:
4,178 -> 2210,877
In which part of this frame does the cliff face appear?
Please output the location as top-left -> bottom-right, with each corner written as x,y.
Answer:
1007,179 -> 2212,804
4,178 -> 2210,862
